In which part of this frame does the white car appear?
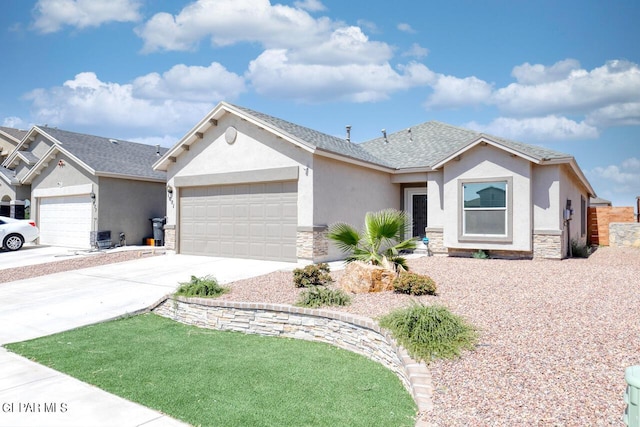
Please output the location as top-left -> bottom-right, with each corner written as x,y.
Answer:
0,216 -> 39,251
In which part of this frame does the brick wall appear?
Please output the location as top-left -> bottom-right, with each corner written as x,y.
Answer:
588,207 -> 635,246
153,297 -> 433,415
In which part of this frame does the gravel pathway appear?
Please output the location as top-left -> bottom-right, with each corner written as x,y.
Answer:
0,250 -> 159,283
4,246 -> 638,425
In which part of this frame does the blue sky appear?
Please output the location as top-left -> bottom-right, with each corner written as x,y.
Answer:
1,0 -> 639,207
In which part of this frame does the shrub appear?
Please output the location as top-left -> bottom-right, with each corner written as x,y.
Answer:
175,275 -> 229,298
472,249 -> 489,259
379,303 -> 477,363
293,263 -> 333,288
571,239 -> 592,258
296,286 -> 351,308
393,272 -> 437,296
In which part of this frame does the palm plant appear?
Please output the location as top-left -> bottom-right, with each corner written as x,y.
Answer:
327,209 -> 417,272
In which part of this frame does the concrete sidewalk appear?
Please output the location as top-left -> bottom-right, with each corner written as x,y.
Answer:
0,253 -> 299,426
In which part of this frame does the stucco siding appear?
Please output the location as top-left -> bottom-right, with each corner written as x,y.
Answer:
97,177 -> 166,246
30,153 -> 97,227
312,155 -> 399,261
29,136 -> 54,160
532,164 -> 561,231
559,165 -> 589,252
426,170 -> 444,229
442,144 -> 532,251
166,113 -> 312,227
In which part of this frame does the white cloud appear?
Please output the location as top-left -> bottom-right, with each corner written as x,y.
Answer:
402,43 -> 429,58
2,117 -> 27,129
493,60 -> 640,116
247,50 -> 434,103
23,70 -> 242,135
132,62 -> 245,102
465,116 -> 599,141
590,158 -> 640,190
586,102 -> 640,127
511,59 -> 581,85
136,0 -> 335,52
293,0 -> 326,12
425,75 -> 493,109
32,0 -> 141,33
397,23 -> 416,34
288,26 -> 393,66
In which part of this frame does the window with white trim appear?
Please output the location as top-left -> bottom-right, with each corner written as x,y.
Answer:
462,180 -> 508,236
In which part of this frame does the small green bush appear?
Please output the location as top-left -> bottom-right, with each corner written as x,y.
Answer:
472,249 -> 489,259
175,275 -> 229,298
379,303 -> 477,363
296,286 -> 351,308
571,239 -> 592,258
293,263 -> 333,288
393,272 -> 437,296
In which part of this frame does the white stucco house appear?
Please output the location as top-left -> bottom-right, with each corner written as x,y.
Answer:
2,126 -> 167,248
154,102 -> 596,262
0,126 -> 29,218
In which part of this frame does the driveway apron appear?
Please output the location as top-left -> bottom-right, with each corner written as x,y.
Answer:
0,253 -> 298,427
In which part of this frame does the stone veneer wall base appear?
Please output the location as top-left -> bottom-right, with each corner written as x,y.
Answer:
151,296 -> 433,419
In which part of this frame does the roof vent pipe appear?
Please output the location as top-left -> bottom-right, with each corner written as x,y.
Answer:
382,129 -> 388,143
346,125 -> 351,143
408,128 -> 413,142
156,144 -> 160,156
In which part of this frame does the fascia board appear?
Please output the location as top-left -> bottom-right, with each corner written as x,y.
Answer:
95,171 -> 166,183
432,136 -> 540,169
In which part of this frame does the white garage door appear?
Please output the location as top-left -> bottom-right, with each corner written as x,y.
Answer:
39,195 -> 93,248
180,181 -> 297,262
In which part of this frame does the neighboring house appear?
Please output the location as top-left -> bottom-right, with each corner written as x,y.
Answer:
2,126 -> 167,248
154,102 -> 596,262
589,196 -> 612,207
0,126 -> 29,218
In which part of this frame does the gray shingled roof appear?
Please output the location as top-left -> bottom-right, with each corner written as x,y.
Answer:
228,105 -> 571,170
40,127 -> 167,181
0,166 -> 18,184
229,104 -> 393,167
0,126 -> 28,142
360,121 -> 571,169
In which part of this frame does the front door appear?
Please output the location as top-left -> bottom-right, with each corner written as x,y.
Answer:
404,187 -> 427,238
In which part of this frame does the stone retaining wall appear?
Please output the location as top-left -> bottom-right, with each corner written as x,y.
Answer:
152,297 -> 432,415
609,223 -> 640,248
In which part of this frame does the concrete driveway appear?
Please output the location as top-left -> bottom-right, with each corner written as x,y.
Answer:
0,253 -> 299,427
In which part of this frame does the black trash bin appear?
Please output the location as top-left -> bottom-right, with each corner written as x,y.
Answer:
150,217 -> 166,246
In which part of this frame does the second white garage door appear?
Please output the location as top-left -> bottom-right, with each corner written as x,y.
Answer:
179,181 -> 298,262
39,195 -> 93,248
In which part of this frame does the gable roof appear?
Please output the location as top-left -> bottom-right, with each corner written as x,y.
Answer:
11,126 -> 167,184
360,121 -> 571,169
0,166 -> 19,185
154,102 -> 594,196
0,126 -> 27,143
154,102 -> 392,171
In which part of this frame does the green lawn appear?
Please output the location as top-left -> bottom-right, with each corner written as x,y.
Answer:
5,314 -> 416,427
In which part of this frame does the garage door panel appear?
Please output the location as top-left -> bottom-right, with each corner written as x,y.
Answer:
39,195 -> 92,248
180,181 -> 297,261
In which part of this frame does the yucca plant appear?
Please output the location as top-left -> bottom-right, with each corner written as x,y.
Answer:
327,209 -> 417,272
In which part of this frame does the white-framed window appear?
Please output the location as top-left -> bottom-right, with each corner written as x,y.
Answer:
459,177 -> 512,242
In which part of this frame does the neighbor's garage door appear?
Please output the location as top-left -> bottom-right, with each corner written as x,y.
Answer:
179,181 -> 297,262
39,195 -> 92,248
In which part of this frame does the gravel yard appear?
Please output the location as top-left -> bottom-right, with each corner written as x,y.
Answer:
3,246 -> 638,425
220,247 -> 640,426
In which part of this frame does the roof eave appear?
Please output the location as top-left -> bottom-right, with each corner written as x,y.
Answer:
314,148 -> 395,173
95,171 -> 166,183
431,135 -> 541,170
153,102 -> 316,171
